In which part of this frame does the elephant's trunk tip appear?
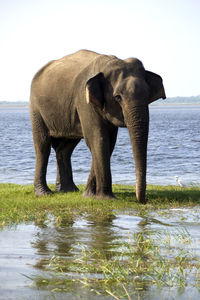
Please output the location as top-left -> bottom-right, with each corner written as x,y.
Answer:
139,197 -> 148,205
162,88 -> 166,100
136,186 -> 148,204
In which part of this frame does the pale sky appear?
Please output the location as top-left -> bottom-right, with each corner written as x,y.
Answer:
0,0 -> 199,101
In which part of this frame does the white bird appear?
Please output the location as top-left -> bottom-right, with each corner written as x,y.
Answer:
174,176 -> 184,187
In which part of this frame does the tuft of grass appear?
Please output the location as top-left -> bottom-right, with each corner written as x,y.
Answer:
0,183 -> 200,227
31,229 -> 200,299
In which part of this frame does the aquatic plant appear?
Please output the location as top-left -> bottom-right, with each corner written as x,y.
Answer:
31,229 -> 200,299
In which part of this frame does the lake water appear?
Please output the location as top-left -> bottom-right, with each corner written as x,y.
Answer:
0,105 -> 199,187
1,208 -> 200,299
0,105 -> 200,299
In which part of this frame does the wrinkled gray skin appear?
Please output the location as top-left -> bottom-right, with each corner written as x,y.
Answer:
30,50 -> 166,203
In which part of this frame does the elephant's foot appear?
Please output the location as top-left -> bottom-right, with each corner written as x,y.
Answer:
95,187 -> 115,199
96,192 -> 116,200
83,190 -> 115,200
82,190 -> 96,198
82,183 -> 96,198
34,185 -> 52,197
56,182 -> 79,193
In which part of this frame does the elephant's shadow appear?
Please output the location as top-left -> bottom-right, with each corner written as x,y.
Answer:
114,186 -> 137,203
146,187 -> 200,204
114,186 -> 200,205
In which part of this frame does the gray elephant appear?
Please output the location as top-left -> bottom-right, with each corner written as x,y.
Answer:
30,50 -> 166,203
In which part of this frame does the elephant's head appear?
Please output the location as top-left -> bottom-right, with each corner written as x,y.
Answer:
86,56 -> 166,203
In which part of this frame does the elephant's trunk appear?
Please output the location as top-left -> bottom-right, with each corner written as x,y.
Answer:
123,105 -> 149,204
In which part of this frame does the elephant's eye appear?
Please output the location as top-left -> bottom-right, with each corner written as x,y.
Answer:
114,95 -> 122,103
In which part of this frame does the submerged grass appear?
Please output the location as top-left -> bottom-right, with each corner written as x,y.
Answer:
0,183 -> 200,226
32,229 -> 200,299
1,183 -> 200,299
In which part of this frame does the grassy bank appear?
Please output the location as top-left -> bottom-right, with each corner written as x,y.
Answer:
1,183 -> 200,299
0,183 -> 200,227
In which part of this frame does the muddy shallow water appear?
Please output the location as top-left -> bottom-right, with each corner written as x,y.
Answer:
1,208 -> 200,300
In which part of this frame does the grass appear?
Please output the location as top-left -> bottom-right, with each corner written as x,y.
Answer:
31,229 -> 200,299
0,183 -> 200,227
1,183 -> 200,299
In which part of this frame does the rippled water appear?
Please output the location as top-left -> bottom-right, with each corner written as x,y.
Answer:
0,105 -> 200,299
1,208 -> 200,299
0,105 -> 199,186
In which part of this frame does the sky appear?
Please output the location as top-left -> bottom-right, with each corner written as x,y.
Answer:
0,0 -> 199,101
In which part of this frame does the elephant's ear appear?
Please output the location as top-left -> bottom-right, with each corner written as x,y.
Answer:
86,73 -> 105,109
145,71 -> 166,104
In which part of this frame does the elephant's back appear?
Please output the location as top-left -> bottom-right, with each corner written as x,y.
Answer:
30,50 -> 101,127
32,50 -> 100,84
59,49 -> 100,66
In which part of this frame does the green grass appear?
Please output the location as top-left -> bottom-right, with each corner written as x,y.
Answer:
0,183 -> 200,227
1,183 -> 200,299
30,229 -> 200,299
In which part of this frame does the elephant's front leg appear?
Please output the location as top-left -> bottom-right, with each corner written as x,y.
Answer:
94,154 -> 113,199
83,128 -> 118,198
83,160 -> 96,197
85,135 -> 114,199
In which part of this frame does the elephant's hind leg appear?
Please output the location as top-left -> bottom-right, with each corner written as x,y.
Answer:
31,112 -> 52,196
52,138 -> 80,192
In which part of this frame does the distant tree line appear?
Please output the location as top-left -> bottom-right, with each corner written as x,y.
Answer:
0,95 -> 200,106
153,95 -> 200,105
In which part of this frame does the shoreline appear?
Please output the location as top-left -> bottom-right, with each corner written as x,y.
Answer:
1,102 -> 200,108
0,103 -> 29,108
0,183 -> 200,226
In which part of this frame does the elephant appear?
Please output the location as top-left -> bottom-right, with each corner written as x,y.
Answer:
30,50 -> 166,203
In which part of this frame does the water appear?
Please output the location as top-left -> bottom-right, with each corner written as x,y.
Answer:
0,105 -> 200,299
1,209 -> 200,299
0,105 -> 199,186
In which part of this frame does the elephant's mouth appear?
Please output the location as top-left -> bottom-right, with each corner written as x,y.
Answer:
105,112 -> 126,127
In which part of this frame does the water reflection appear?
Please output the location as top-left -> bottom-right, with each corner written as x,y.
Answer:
31,212 -> 155,298
1,208 -> 200,299
32,214 -> 120,267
